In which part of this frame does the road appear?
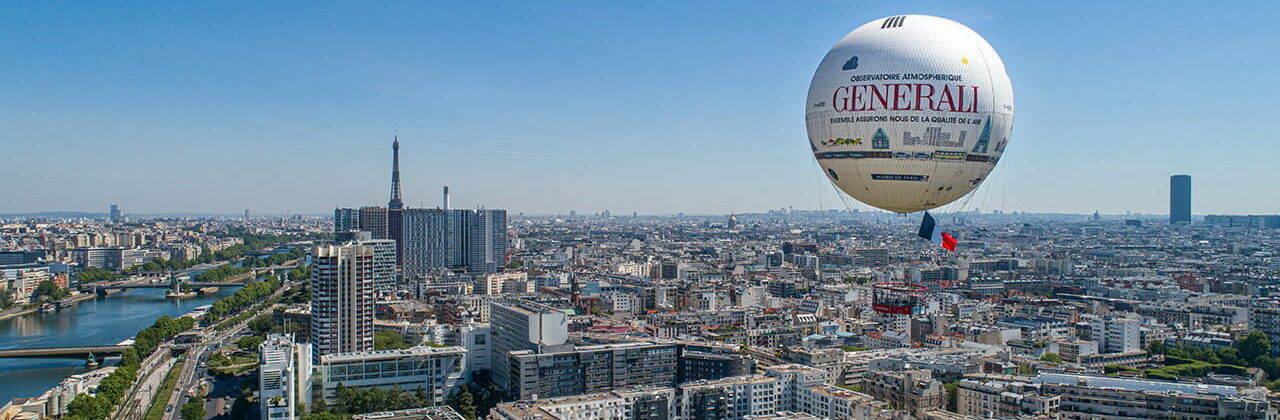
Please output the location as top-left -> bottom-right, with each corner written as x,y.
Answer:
161,283 -> 294,420
113,350 -> 177,420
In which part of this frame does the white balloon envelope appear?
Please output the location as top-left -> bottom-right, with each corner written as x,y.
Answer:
806,15 -> 1014,213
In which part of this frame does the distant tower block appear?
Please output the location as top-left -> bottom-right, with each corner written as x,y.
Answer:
872,283 -> 927,315
1170,174 -> 1191,224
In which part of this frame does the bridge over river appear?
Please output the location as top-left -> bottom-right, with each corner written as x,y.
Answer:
0,345 -> 130,363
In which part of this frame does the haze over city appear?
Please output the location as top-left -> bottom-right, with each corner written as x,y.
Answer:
4,1 -> 1278,216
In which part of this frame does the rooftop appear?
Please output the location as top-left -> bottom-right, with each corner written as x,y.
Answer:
320,345 -> 465,363
1034,373 -> 1241,397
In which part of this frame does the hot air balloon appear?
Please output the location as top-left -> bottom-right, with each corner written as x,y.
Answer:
806,15 -> 1014,213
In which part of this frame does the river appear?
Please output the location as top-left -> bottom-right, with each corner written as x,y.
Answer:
0,287 -> 239,403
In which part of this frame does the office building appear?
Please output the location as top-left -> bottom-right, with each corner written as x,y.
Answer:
469,209 -> 508,273
1171,174 -> 1191,223
454,323 -> 490,380
400,208 -> 449,279
258,334 -> 313,420
446,209 -> 472,268
318,346 -> 465,406
334,208 -> 359,233
677,351 -> 756,384
400,208 -> 508,277
1205,214 -> 1280,228
358,206 -> 389,239
508,342 -> 679,400
71,247 -> 167,271
489,300 -> 571,393
108,204 -> 121,224
311,243 -> 376,358
0,251 -> 44,266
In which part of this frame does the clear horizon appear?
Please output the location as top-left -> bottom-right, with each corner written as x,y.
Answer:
3,1 -> 1277,216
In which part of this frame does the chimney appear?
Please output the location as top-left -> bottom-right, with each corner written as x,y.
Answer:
443,186 -> 450,210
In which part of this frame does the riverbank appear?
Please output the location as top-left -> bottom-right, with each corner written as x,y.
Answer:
0,293 -> 96,321
0,287 -> 238,404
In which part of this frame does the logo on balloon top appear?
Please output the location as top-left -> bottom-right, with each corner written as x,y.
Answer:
823,138 -> 862,146
842,56 -> 859,70
871,129 -> 890,149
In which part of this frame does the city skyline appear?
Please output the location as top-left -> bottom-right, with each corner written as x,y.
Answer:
4,1 -> 1279,216
7,4 -> 1280,419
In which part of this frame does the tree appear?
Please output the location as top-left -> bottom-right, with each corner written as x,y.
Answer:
301,413 -> 351,420
237,336 -> 266,350
450,384 -> 478,420
1147,340 -> 1168,355
334,384 -> 424,415
944,382 -> 959,412
1254,356 -> 1280,379
75,267 -> 122,284
33,280 -> 69,302
1239,330 -> 1272,363
181,400 -> 204,420
1218,347 -> 1242,366
374,331 -> 411,350
1040,352 -> 1063,364
120,347 -> 140,368
249,314 -> 278,335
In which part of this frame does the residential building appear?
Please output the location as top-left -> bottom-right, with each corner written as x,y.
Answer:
311,243 -> 376,359
861,369 -> 945,417
1089,316 -> 1140,354
258,334 -> 313,420
955,377 -> 1058,418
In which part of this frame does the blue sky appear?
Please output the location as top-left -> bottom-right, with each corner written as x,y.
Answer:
2,1 -> 1277,216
